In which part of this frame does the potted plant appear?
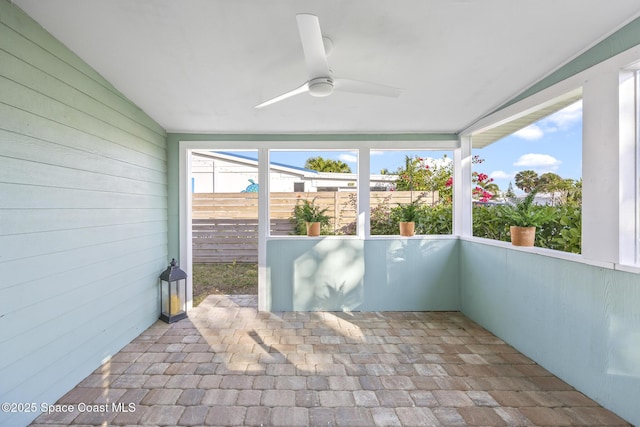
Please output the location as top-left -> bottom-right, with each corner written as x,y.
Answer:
293,197 -> 331,236
395,196 -> 423,237
501,190 -> 555,246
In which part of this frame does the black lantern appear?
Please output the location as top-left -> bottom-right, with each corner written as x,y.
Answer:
159,258 -> 188,323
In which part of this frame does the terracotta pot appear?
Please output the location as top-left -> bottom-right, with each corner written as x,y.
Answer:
399,221 -> 415,237
510,226 -> 536,247
306,222 -> 321,236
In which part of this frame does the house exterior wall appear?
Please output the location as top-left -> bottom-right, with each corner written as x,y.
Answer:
191,154 -> 395,194
0,2 -> 168,426
192,155 -> 306,193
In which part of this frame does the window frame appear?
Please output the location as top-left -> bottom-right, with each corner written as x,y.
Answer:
459,47 -> 640,272
267,148 -> 360,237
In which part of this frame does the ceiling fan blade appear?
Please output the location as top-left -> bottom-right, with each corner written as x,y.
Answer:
254,83 -> 309,109
334,78 -> 402,98
296,14 -> 330,79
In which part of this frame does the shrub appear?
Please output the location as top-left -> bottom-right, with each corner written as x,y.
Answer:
370,194 -> 397,235
473,205 -> 510,241
536,205 -> 582,253
472,203 -> 581,253
418,204 -> 452,235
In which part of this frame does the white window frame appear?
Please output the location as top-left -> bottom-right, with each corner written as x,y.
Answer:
267,148 -> 362,238
179,140 -> 458,311
364,148 -> 458,237
619,69 -> 639,266
459,44 -> 640,273
636,70 -> 640,266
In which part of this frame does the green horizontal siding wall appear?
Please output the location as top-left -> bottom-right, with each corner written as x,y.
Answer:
459,241 -> 640,426
0,2 -> 167,426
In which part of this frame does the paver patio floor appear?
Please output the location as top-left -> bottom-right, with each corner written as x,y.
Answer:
30,295 -> 630,426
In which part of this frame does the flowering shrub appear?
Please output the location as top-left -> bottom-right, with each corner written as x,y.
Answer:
394,155 -> 453,198
472,172 -> 496,202
396,155 -> 497,204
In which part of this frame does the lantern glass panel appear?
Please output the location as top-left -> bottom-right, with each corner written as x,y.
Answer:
160,280 -> 170,317
166,280 -> 185,315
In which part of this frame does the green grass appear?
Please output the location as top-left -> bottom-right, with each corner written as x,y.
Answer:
192,262 -> 258,306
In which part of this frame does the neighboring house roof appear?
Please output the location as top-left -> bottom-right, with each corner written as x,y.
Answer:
216,151 -> 317,174
192,150 -> 318,178
192,150 -> 398,183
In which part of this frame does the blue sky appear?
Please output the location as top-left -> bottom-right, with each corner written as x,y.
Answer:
476,100 -> 583,192
236,100 -> 582,194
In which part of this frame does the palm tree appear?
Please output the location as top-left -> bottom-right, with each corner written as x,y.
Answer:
304,156 -> 352,173
538,172 -> 567,205
514,170 -> 539,193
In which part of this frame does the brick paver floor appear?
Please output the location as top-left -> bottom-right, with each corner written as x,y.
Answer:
30,295 -> 631,426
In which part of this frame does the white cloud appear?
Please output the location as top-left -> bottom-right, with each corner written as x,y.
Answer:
544,99 -> 582,131
371,150 -> 385,156
514,124 -> 544,140
490,170 -> 513,180
339,153 -> 357,163
513,153 -> 561,171
513,99 -> 582,140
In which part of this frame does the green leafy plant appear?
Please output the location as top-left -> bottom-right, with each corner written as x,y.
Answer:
291,197 -> 331,235
536,205 -> 582,253
500,190 -> 555,228
395,193 -> 426,222
395,202 -> 421,222
419,204 -> 452,235
473,205 -> 509,241
471,203 -> 581,253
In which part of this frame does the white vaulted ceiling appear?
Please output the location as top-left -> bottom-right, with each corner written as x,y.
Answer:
14,0 -> 640,134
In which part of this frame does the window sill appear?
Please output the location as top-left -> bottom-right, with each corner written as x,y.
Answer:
614,263 -> 640,275
459,236 -> 619,270
267,234 -> 454,240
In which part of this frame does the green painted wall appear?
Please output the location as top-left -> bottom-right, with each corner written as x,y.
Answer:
0,2 -> 168,425
460,241 -> 640,426
266,238 -> 459,312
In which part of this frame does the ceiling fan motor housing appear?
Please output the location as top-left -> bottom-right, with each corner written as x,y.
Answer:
308,77 -> 334,97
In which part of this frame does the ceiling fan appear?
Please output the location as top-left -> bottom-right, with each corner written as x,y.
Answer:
255,14 -> 402,109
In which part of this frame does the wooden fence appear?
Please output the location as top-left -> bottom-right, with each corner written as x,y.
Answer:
192,218 -> 291,263
192,191 -> 437,263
